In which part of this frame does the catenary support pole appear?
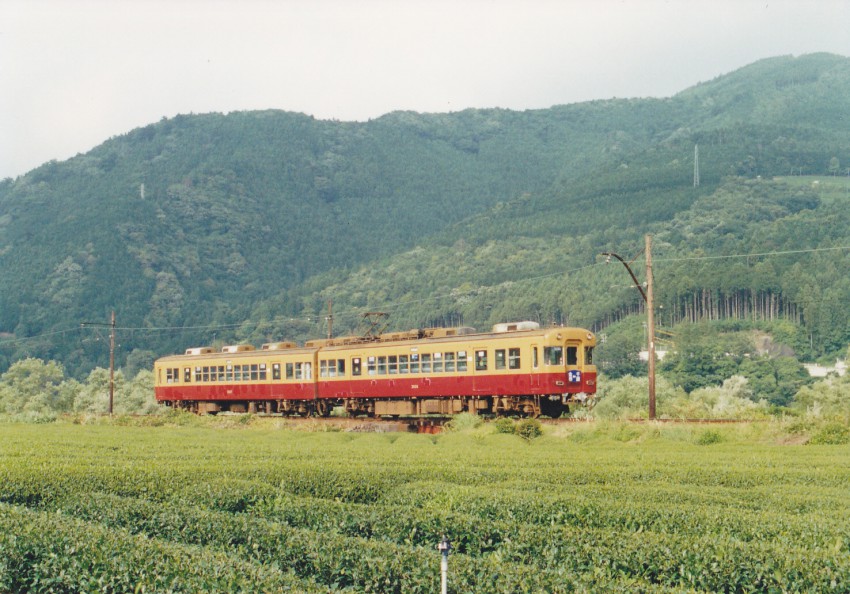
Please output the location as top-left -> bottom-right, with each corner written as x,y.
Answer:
109,311 -> 116,415
81,312 -> 117,415
600,239 -> 657,420
645,235 -> 656,420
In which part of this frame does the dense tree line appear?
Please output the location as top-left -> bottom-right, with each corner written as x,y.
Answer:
0,358 -> 157,421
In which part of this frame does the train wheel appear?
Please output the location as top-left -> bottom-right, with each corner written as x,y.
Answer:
315,400 -> 332,417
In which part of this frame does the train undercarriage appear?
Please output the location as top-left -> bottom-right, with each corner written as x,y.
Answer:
166,393 -> 591,418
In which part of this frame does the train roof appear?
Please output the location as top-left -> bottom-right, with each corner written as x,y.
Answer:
317,325 -> 594,351
154,323 -> 594,363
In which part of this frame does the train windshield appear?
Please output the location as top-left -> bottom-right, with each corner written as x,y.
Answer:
543,346 -> 563,365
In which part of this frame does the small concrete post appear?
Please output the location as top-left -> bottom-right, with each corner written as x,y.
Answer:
438,536 -> 451,594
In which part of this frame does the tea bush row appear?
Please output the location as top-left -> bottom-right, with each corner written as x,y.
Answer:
0,503 -> 326,594
0,496 -> 684,593
41,492 -> 850,593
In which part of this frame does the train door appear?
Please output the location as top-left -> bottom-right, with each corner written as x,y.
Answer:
530,344 -> 540,389
472,348 -> 489,393
565,340 -> 582,387
349,355 -> 366,397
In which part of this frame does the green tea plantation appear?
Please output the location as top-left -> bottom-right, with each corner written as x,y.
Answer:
1,417 -> 849,592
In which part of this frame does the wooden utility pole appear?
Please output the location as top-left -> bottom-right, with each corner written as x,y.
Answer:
81,312 -> 117,415
326,300 -> 333,340
109,310 -> 116,415
601,238 -> 657,420
645,235 -> 656,420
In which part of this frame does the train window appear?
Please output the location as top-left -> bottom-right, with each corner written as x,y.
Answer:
421,353 -> 432,373
475,350 -> 488,371
352,358 -> 362,376
433,353 -> 443,372
233,366 -> 242,381
399,355 -> 409,374
295,362 -> 312,380
367,356 -> 377,375
509,348 -> 521,369
195,367 -> 202,382
286,363 -> 294,379
250,364 -> 259,380
183,368 -> 191,382
377,356 -> 387,375
226,364 -> 233,381
533,347 -> 539,368
202,366 -> 210,382
566,347 -> 578,366
544,346 -> 563,366
259,363 -> 267,380
410,353 -> 420,373
388,355 -> 398,374
495,349 -> 506,370
273,363 -> 281,380
322,359 -> 343,377
585,347 -> 594,365
445,352 -> 456,372
166,368 -> 177,384
457,351 -> 468,372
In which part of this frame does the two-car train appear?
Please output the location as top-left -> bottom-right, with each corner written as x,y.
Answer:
154,321 -> 597,417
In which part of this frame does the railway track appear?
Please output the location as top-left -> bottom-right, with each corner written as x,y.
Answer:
253,415 -> 759,433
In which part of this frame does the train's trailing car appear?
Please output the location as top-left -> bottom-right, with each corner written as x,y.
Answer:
154,322 -> 596,417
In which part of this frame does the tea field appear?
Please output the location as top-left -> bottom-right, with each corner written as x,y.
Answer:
1,418 -> 849,592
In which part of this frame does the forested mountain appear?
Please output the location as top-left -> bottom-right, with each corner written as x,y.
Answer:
1,52 -> 849,379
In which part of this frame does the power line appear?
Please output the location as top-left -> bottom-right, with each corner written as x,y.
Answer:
656,245 -> 850,263
114,322 -> 246,332
0,327 -> 82,347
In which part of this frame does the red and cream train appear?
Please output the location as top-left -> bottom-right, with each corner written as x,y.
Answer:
154,321 -> 597,417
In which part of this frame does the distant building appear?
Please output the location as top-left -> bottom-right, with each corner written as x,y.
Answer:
639,350 -> 667,361
803,360 -> 847,378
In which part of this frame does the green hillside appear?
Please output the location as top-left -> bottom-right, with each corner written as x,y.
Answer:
1,53 -> 849,378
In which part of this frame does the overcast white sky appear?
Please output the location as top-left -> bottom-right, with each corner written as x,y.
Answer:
1,0 -> 849,180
